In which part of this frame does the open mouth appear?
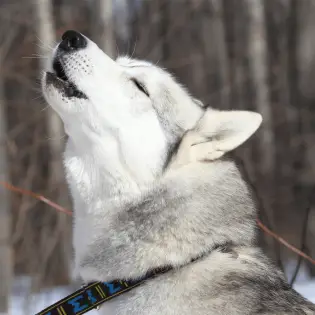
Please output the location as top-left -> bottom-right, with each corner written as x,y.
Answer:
46,58 -> 87,99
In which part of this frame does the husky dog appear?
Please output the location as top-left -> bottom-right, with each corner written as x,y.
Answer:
42,30 -> 315,314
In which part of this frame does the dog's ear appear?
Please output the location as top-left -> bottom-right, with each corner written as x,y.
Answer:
170,109 -> 262,168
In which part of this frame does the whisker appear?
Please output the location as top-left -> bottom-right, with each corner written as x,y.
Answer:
32,95 -> 44,101
22,56 -> 49,59
35,35 -> 55,51
45,134 -> 66,142
115,41 -> 120,58
131,40 -> 137,59
40,105 -> 50,112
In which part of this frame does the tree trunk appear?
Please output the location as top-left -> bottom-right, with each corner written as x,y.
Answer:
0,20 -> 18,314
34,0 -> 64,184
247,0 -> 273,179
92,0 -> 115,57
0,72 -> 12,315
295,0 -> 315,276
34,0 -> 71,288
246,0 -> 279,258
207,0 -> 230,109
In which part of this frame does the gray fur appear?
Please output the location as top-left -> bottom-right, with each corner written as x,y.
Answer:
41,32 -> 315,315
78,160 -> 315,315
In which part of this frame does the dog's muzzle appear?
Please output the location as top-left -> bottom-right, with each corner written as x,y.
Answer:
44,30 -> 88,99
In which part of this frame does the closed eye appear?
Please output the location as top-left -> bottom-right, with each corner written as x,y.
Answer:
131,78 -> 149,97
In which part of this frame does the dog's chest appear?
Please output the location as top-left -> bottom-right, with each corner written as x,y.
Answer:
96,299 -> 121,315
73,212 -> 93,261
97,294 -> 129,315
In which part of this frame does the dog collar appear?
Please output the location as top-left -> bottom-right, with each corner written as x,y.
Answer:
35,266 -> 172,315
35,244 -> 225,315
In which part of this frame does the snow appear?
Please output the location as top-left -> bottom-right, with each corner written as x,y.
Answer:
9,277 -> 99,315
294,281 -> 315,302
9,265 -> 315,315
286,261 -> 315,303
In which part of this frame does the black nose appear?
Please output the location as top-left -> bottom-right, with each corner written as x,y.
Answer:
59,30 -> 87,51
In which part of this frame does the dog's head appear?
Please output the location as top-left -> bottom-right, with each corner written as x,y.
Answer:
42,30 -> 262,186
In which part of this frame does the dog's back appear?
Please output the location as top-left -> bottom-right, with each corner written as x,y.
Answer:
77,157 -> 315,315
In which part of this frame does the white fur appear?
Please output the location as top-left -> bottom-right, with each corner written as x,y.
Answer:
40,33 -> 314,314
42,35 -> 262,314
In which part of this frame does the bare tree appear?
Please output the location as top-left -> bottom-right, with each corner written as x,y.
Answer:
34,0 -> 64,185
0,0 -> 314,304
93,0 -> 115,57
0,17 -> 18,315
114,0 -> 130,52
246,0 -> 277,247
0,53 -> 11,315
247,0 -> 273,169
295,0 -> 315,275
34,0 -> 71,288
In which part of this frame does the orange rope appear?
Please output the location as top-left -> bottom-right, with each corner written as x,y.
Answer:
0,181 -> 72,216
256,219 -> 315,266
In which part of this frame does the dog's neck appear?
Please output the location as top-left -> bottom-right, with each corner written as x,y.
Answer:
64,135 -> 163,212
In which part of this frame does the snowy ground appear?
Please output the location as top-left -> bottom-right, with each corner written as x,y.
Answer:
9,277 -> 98,315
9,263 -> 315,315
285,261 -> 315,304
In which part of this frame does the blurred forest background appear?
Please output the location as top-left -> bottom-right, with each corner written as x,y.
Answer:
0,0 -> 315,314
